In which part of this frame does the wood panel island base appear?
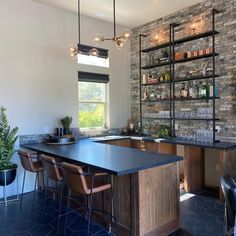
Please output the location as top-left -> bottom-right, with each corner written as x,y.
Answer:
111,163 -> 180,236
136,163 -> 179,236
23,139 -> 182,236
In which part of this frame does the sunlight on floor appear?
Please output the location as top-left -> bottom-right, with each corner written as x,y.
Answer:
180,193 -> 196,202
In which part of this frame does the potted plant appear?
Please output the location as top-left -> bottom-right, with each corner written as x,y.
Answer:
60,116 -> 72,135
0,107 -> 18,186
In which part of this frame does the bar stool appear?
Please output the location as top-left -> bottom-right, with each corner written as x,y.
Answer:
18,150 -> 45,211
40,154 -> 64,233
61,162 -> 116,236
221,175 -> 236,235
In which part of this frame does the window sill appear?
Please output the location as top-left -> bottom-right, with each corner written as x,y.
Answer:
79,128 -> 108,137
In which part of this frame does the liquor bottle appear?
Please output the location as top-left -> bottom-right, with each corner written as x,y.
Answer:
188,82 -> 193,98
144,89 -> 148,100
180,83 -> 188,98
198,81 -> 203,98
149,90 -> 156,100
191,81 -> 199,98
200,82 -> 209,98
209,81 -> 219,97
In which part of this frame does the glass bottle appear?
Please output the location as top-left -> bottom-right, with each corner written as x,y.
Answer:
200,82 -> 209,98
143,89 -> 148,101
209,81 -> 219,97
180,83 -> 186,98
192,81 -> 199,98
149,90 -> 156,100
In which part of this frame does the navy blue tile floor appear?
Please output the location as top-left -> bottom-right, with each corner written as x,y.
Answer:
169,192 -> 225,236
0,191 -> 224,236
0,192 -> 115,236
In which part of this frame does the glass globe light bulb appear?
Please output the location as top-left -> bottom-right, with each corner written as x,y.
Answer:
89,48 -> 99,57
69,46 -> 78,59
93,33 -> 104,46
115,38 -> 125,49
121,29 -> 132,42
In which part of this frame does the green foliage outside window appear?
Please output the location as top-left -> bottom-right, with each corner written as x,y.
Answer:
79,104 -> 104,128
78,82 -> 106,128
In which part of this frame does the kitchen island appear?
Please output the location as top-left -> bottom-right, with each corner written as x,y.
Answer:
95,135 -> 236,201
23,138 -> 183,236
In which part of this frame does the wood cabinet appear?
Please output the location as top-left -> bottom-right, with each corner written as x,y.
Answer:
103,139 -> 131,148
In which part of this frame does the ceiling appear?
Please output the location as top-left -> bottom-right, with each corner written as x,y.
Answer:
34,0 -> 206,28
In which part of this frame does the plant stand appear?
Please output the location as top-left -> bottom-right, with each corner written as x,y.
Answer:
0,170 -> 19,206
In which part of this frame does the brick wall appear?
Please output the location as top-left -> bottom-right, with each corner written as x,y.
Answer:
130,0 -> 236,142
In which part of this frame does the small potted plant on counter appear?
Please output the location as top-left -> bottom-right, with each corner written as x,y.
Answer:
0,106 -> 18,187
60,116 -> 73,135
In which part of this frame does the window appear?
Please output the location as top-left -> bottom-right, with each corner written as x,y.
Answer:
78,81 -> 107,129
77,54 -> 109,68
77,44 -> 109,68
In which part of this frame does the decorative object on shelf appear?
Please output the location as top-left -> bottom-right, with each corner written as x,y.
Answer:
60,116 -> 73,135
0,107 -> 19,206
93,0 -> 132,49
159,71 -> 170,82
191,23 -> 197,35
153,125 -> 171,138
70,0 -> 99,59
175,51 -> 187,60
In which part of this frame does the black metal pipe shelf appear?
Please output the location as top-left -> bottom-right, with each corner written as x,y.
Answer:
174,74 -> 220,83
142,53 -> 219,70
141,42 -> 170,53
139,9 -> 220,142
141,30 -> 219,53
141,61 -> 169,69
141,81 -> 170,86
142,117 -> 171,120
175,118 -> 220,121
174,53 -> 219,64
141,99 -> 170,103
174,30 -> 219,45
174,97 -> 219,101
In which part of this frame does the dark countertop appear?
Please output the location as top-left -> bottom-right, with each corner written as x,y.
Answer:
23,139 -> 182,176
91,135 -> 236,150
158,138 -> 236,150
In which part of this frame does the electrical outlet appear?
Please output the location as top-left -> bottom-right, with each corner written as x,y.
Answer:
216,164 -> 220,172
216,126 -> 221,132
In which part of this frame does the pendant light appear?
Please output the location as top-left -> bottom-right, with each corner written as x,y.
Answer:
70,0 -> 99,59
93,0 -> 132,49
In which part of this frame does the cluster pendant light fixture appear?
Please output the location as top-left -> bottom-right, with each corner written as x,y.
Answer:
70,0 -> 99,59
93,0 -> 132,49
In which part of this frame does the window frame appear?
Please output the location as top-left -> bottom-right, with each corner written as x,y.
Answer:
78,81 -> 108,130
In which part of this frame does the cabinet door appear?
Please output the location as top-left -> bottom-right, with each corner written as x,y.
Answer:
143,141 -> 156,152
104,139 -> 131,147
131,140 -> 144,150
157,143 -> 177,155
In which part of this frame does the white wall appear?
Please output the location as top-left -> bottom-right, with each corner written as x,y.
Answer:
0,0 -> 130,197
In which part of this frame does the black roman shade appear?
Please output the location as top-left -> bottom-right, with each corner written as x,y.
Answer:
78,71 -> 109,83
78,44 -> 109,59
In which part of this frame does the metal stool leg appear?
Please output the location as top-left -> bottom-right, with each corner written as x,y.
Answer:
42,176 -> 49,216
31,172 -> 38,219
63,188 -> 71,236
57,181 -> 64,235
20,169 -> 26,211
41,171 -> 45,191
87,175 -> 94,236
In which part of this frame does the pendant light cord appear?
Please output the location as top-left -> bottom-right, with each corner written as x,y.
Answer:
113,0 -> 116,39
78,0 -> 81,44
